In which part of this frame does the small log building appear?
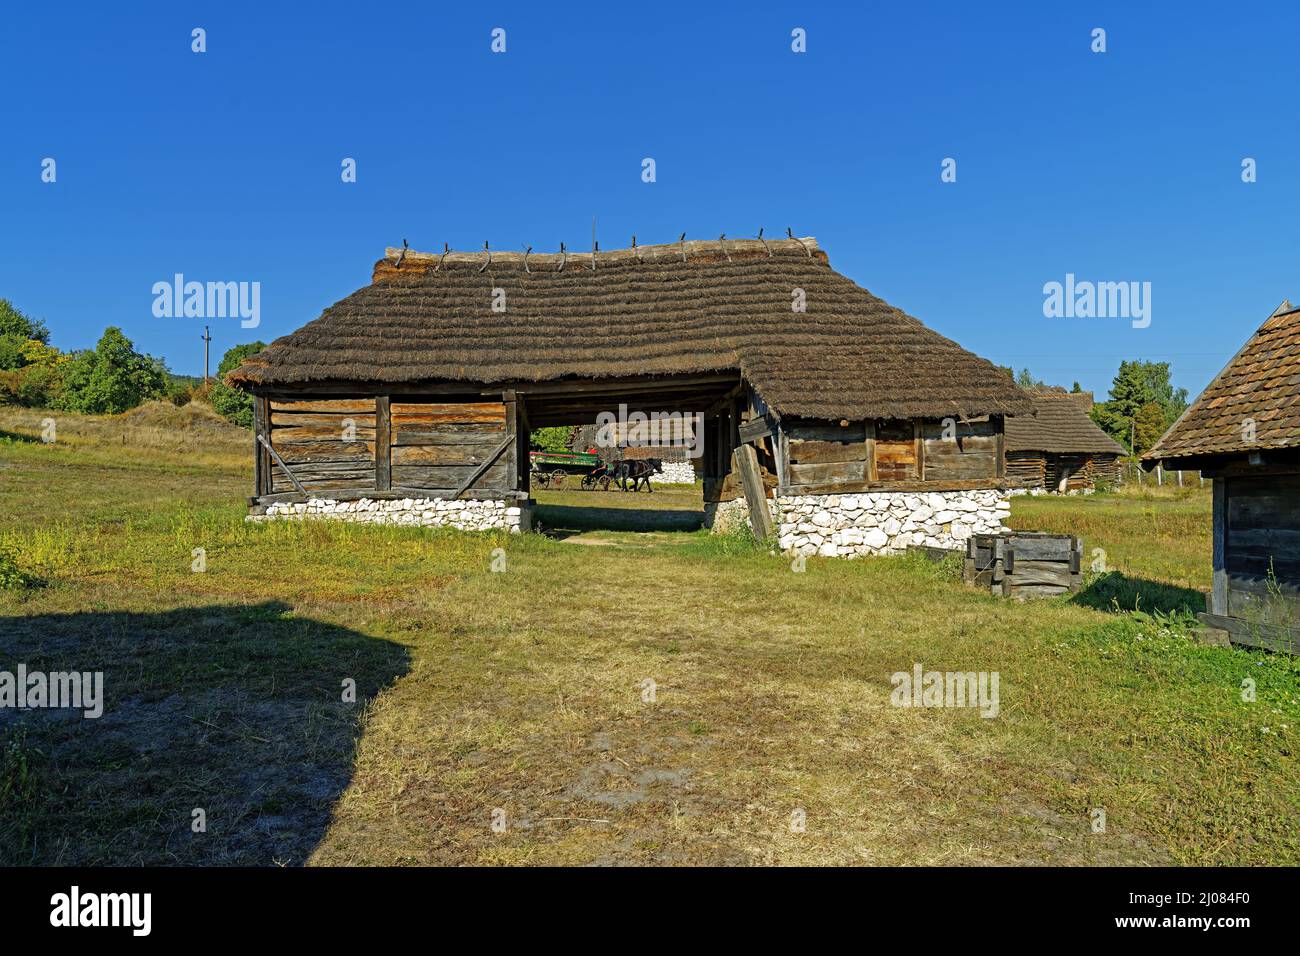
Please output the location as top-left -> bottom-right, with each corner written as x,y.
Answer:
1004,390 -> 1125,492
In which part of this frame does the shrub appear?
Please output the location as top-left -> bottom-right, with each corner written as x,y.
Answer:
208,342 -> 265,428
0,548 -> 41,591
58,327 -> 168,415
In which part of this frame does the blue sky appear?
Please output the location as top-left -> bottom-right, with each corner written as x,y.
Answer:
3,1 -> 1296,399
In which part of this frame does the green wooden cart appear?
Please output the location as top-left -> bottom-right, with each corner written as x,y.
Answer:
529,451 -> 607,489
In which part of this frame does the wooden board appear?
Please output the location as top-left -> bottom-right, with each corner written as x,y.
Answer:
271,412 -> 376,429
392,442 -> 510,466
391,461 -> 511,491
787,439 -> 869,465
270,399 -> 375,415
391,402 -> 505,427
788,460 -> 868,485
276,441 -> 374,464
921,419 -> 998,481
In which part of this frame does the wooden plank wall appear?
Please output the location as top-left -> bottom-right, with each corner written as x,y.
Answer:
390,401 -> 511,493
787,422 -> 867,486
874,420 -> 918,481
1225,473 -> 1300,620
783,416 -> 1003,493
921,418 -> 998,481
267,398 -> 376,494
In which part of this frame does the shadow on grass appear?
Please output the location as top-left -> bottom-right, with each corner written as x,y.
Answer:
0,601 -> 409,866
0,428 -> 40,444
1071,571 -> 1205,617
536,503 -> 704,535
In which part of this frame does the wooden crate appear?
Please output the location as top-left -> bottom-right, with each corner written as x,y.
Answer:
964,532 -> 1083,600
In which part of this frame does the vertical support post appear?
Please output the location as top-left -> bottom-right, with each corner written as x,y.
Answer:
1212,477 -> 1228,616
502,389 -> 518,494
914,418 -> 924,481
866,419 -> 877,482
995,415 -> 1005,478
253,395 -> 271,498
375,395 -> 391,491
513,392 -> 530,495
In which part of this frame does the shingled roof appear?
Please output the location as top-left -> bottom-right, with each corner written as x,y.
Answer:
1143,301 -> 1300,464
228,236 -> 1032,422
1005,390 -> 1126,455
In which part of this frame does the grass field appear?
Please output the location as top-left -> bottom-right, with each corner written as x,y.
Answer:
1,404 -> 1297,866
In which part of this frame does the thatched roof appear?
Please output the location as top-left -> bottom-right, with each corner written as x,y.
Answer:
1144,300 -> 1300,464
1005,391 -> 1126,455
228,236 -> 1031,421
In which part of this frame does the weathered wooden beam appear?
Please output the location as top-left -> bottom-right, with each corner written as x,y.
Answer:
739,416 -> 773,443
735,442 -> 772,540
1212,478 -> 1227,616
502,389 -> 518,493
865,419 -> 877,482
375,395 -> 392,491
257,433 -> 309,499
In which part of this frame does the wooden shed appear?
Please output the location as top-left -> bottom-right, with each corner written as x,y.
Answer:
227,235 -> 1032,553
1142,300 -> 1300,653
1004,390 -> 1126,492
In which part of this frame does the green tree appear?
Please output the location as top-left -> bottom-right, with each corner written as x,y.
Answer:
1132,401 -> 1168,454
58,327 -> 168,414
530,426 -> 574,453
0,299 -> 50,372
209,341 -> 266,427
1015,367 -> 1046,390
0,299 -> 48,343
1091,360 -> 1189,453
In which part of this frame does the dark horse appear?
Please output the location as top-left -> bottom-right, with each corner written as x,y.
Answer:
608,457 -> 663,492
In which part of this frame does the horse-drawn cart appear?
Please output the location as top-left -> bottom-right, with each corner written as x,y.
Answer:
528,451 -> 605,490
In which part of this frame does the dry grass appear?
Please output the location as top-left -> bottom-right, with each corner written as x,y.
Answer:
1,412 -> 1297,866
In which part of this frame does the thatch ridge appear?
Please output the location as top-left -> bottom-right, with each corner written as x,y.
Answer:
229,236 -> 1032,421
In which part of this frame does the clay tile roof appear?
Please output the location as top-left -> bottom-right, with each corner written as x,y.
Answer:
1143,301 -> 1300,463
227,236 -> 1032,422
1004,390 -> 1126,454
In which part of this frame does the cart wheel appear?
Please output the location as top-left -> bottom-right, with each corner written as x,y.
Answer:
581,475 -> 595,490
551,469 -> 566,488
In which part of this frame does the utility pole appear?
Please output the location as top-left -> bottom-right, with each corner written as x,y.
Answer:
201,325 -> 212,384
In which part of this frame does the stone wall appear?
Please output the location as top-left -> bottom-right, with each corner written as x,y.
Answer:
706,489 -> 1010,557
248,497 -> 530,532
650,460 -> 697,484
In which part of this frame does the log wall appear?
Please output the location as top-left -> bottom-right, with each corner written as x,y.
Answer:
267,398 -> 376,494
780,416 -> 1004,495
262,396 -> 516,499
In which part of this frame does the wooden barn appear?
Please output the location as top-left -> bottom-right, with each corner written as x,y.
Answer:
227,235 -> 1032,555
1004,390 -> 1126,492
1142,301 -> 1300,653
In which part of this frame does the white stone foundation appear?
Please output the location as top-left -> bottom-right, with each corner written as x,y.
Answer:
247,497 -> 530,533
650,460 -> 697,484
706,489 -> 1011,558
